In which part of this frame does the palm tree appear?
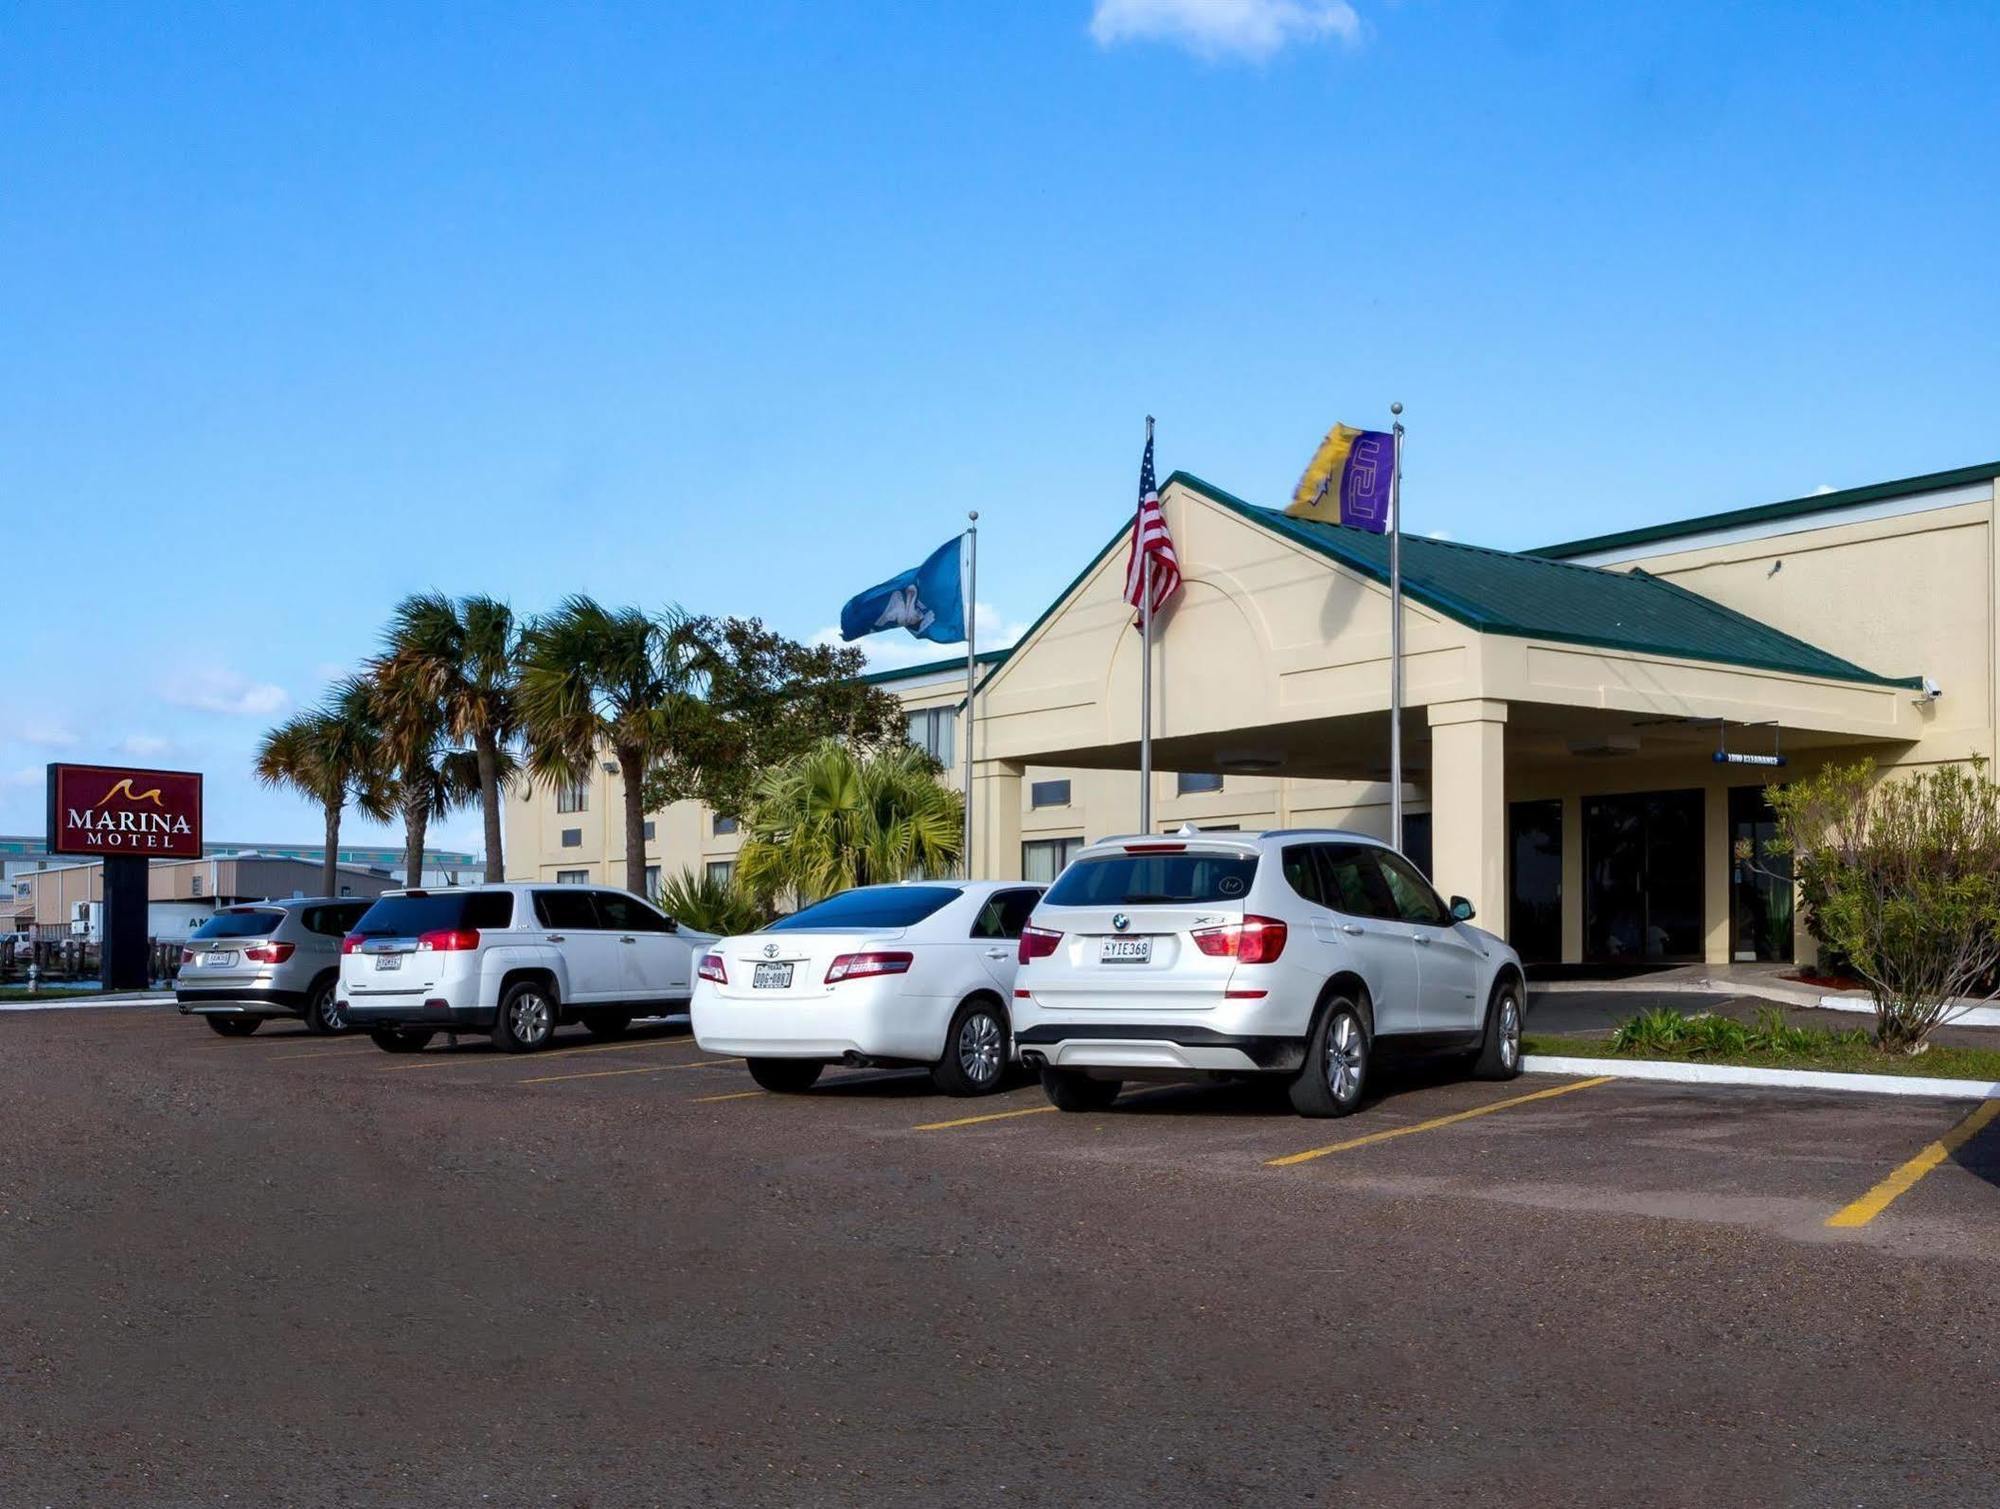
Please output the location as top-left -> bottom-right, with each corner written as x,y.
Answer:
737,739 -> 963,907
381,592 -> 520,882
517,596 -> 704,896
364,653 -> 468,887
656,865 -> 767,937
254,678 -> 394,898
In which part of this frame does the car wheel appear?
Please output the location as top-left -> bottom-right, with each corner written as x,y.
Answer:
204,1015 -> 260,1038
1472,977 -> 1525,1081
582,1010 -> 633,1041
368,1026 -> 435,1054
494,982 -> 558,1053
1039,1066 -> 1122,1112
1290,994 -> 1369,1118
745,1058 -> 823,1093
303,978 -> 347,1036
931,998 -> 1010,1097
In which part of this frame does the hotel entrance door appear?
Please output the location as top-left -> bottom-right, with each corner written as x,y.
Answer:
1583,789 -> 1705,963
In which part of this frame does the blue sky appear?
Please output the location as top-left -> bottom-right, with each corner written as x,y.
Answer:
5,1 -> 1998,851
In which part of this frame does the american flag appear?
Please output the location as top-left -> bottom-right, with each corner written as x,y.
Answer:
1122,429 -> 1181,618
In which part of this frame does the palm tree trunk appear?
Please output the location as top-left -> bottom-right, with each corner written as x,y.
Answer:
402,787 -> 429,888
321,801 -> 341,899
476,732 -> 504,883
618,746 -> 647,896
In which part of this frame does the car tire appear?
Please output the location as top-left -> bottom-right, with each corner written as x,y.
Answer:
582,1010 -> 633,1041
1472,976 -> 1525,1081
368,1026 -> 435,1054
302,977 -> 347,1036
204,1015 -> 260,1038
931,997 -> 1010,1097
745,1058 -> 823,1093
1290,993 -> 1370,1118
494,981 -> 558,1053
1039,1066 -> 1121,1112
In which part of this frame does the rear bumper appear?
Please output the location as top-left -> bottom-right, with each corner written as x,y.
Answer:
690,981 -> 954,1063
177,988 -> 307,1017
1016,1023 -> 1306,1074
337,998 -> 493,1030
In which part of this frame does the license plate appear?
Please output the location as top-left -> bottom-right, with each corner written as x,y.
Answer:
1100,937 -> 1151,963
374,954 -> 403,972
205,950 -> 237,967
753,961 -> 794,990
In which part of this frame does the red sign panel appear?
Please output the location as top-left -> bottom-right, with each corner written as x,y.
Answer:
46,764 -> 205,860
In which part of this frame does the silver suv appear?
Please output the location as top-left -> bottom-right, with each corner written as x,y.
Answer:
176,898 -> 373,1037
1012,830 -> 1527,1117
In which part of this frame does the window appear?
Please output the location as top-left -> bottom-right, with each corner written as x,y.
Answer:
644,864 -> 660,899
768,885 -> 964,931
301,902 -> 369,937
1021,836 -> 1084,884
1316,844 -> 1399,920
555,869 -> 589,885
642,820 -> 656,843
1176,771 -> 1223,796
1029,779 -> 1071,809
534,889 -> 598,930
1044,852 -> 1258,908
560,828 -> 582,848
706,860 -> 735,889
970,888 -> 1044,941
592,891 -> 671,933
1281,844 -> 1324,906
1401,812 -> 1434,883
189,907 -> 284,940
556,781 -> 589,814
353,891 -> 514,935
712,814 -> 739,836
906,707 -> 955,768
190,874 -> 202,897
1372,848 -> 1451,926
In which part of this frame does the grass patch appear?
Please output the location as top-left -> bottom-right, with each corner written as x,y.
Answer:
1526,1006 -> 2000,1081
0,985 -> 112,1001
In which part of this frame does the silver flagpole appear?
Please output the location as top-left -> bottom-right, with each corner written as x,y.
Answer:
963,511 -> 978,878
1388,401 -> 1405,851
1139,415 -> 1155,835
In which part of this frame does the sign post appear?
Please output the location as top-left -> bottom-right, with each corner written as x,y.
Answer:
45,764 -> 204,992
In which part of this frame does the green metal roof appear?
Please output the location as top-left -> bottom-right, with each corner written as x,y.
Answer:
1179,473 -> 1924,690
1531,460 -> 2000,561
861,648 -> 1010,685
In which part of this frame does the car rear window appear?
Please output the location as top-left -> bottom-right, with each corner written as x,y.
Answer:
190,908 -> 286,940
351,892 -> 514,936
766,886 -> 963,931
1043,852 -> 1259,907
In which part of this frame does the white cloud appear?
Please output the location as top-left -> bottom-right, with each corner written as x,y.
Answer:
14,717 -> 77,749
812,602 -> 1030,674
160,667 -> 290,719
0,766 -> 43,790
119,734 -> 171,758
1811,484 -> 1836,495
1089,0 -> 1361,60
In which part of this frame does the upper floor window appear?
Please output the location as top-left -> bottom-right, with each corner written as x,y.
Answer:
560,828 -> 582,848
907,707 -> 956,769
712,814 -> 739,836
556,780 -> 589,814
642,820 -> 656,843
1176,771 -> 1223,796
1029,779 -> 1071,809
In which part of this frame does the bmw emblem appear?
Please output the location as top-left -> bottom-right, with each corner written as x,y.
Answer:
1112,912 -> 1130,932
762,942 -> 780,958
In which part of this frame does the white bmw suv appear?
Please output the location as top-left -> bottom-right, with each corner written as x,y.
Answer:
1011,830 -> 1526,1117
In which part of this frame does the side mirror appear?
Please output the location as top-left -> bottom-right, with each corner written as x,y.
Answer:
662,916 -> 680,933
1449,896 -> 1476,922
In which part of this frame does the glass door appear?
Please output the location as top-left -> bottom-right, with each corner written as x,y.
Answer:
1583,789 -> 1705,963
1507,800 -> 1563,964
1728,785 -> 1793,963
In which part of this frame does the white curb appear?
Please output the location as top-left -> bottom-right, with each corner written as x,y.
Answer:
0,993 -> 178,1012
1525,1054 -> 2000,1101
1809,995 -> 2000,1030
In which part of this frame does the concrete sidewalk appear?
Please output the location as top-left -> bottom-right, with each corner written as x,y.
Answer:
1525,988 -> 2000,1051
1529,961 -> 2000,1029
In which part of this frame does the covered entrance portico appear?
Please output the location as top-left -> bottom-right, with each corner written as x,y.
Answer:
966,473 -> 1927,967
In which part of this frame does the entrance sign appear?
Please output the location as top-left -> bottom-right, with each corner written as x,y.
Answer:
1714,750 -> 1787,768
46,764 -> 203,860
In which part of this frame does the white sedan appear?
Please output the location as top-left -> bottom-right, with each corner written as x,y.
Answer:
691,880 -> 1045,1096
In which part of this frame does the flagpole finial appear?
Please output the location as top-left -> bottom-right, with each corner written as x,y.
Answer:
1390,401 -> 1402,416
968,509 -> 979,523
1145,414 -> 1155,437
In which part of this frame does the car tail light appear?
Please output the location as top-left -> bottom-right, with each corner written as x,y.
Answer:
697,952 -> 727,985
1191,915 -> 1289,964
179,948 -> 195,965
340,933 -> 364,955
1017,925 -> 1063,964
243,942 -> 296,964
416,929 -> 480,952
825,950 -> 914,984
1123,842 -> 1186,854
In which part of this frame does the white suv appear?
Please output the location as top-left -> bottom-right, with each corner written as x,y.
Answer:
1011,830 -> 1526,1117
337,884 -> 715,1054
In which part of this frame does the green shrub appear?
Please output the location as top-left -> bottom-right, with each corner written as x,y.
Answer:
656,866 -> 767,938
1612,1006 -> 1688,1054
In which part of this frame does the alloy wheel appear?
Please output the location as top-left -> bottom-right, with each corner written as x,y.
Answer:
315,986 -> 342,1033
958,1011 -> 1003,1085
1499,993 -> 1521,1071
510,992 -> 552,1046
1325,1011 -> 1365,1103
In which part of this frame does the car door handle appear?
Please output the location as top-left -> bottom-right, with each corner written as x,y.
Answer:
984,948 -> 1011,959
620,936 -> 637,944
1338,923 -> 1364,936
1412,934 -> 1432,946
547,934 -> 565,943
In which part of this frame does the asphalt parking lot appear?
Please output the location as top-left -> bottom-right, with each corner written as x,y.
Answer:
2,1007 -> 1996,1506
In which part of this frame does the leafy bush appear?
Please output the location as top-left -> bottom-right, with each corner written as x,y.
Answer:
656,866 -> 767,938
1768,759 -> 2000,1052
1610,1004 -> 1875,1059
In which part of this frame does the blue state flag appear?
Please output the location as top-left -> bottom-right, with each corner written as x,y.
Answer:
839,535 -> 967,644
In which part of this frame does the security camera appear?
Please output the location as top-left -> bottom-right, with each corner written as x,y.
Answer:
1921,676 -> 1943,701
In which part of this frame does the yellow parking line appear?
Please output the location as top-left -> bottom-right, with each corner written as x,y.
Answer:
1266,1076 -> 1615,1167
275,1044 -> 378,1060
384,1033 -> 700,1073
692,1089 -> 766,1104
1826,1099 -> 2000,1229
520,1058 -> 739,1086
914,1104 -> 1059,1131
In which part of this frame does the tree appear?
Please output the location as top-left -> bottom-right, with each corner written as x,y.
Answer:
640,616 -> 909,822
737,739 -> 963,907
655,865 -> 767,938
1768,758 -> 2000,1052
381,592 -> 521,882
517,596 -> 704,896
364,652 -> 476,887
253,678 -> 394,898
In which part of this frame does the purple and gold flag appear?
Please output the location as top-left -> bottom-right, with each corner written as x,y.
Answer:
1286,423 -> 1396,533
